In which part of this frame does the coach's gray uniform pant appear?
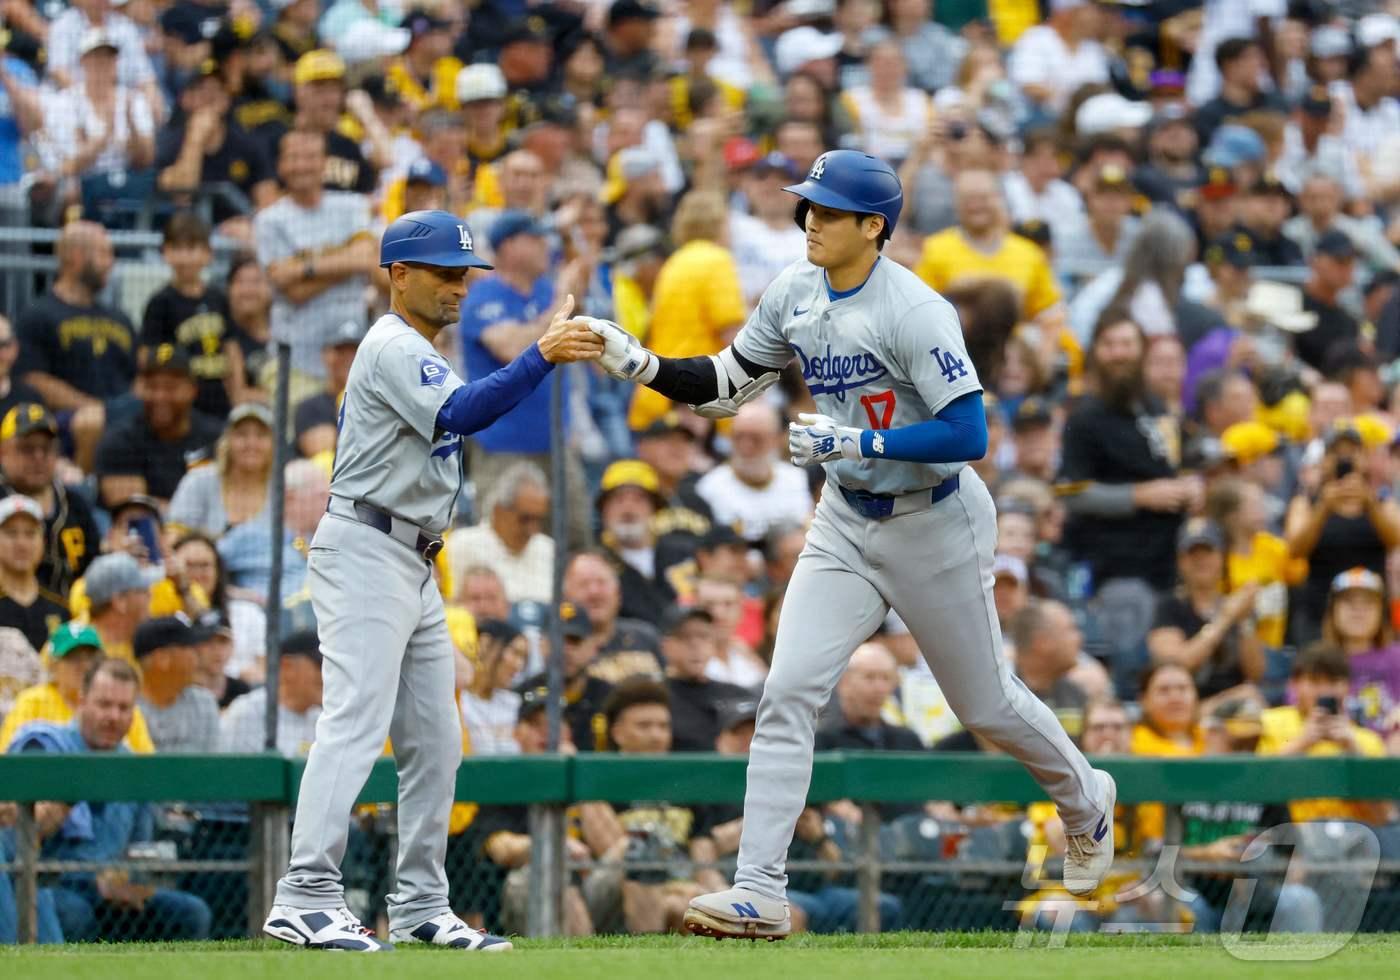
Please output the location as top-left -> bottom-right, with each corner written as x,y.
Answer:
734,467 -> 1100,901
275,510 -> 461,930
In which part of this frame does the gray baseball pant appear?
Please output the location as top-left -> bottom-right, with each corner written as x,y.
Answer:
274,510 -> 461,930
734,466 -> 1101,901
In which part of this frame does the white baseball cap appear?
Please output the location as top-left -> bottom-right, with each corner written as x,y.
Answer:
992,554 -> 1029,585
79,27 -> 119,57
1075,92 -> 1153,136
335,19 -> 411,64
456,63 -> 507,104
774,26 -> 843,77
1358,13 -> 1399,49
0,495 -> 42,527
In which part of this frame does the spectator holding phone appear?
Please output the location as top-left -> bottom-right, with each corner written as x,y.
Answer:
1257,644 -> 1390,825
1286,424 -> 1400,643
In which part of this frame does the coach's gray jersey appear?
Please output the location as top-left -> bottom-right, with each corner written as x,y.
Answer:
330,312 -> 465,534
734,257 -> 982,496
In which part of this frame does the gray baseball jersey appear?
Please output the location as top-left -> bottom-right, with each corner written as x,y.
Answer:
733,256 -> 982,495
330,312 -> 465,534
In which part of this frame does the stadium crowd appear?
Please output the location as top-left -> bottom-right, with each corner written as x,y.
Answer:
3,0 -> 1400,944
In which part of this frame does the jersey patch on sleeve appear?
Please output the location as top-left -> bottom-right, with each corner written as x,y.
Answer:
419,356 -> 449,388
929,346 -> 969,384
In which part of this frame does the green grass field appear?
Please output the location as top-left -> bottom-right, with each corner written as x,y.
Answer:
3,933 -> 1397,980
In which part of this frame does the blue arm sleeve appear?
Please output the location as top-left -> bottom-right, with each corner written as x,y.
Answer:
434,343 -> 554,436
859,391 -> 988,463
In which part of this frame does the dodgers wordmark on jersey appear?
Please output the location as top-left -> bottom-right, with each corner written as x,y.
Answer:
733,256 -> 983,496
330,312 -> 467,534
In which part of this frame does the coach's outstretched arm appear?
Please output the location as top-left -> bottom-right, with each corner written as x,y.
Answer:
435,295 -> 601,436
583,317 -> 786,418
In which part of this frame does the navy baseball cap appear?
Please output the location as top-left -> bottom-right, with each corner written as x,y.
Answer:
752,152 -> 800,180
405,158 -> 446,187
488,210 -> 547,251
1205,230 -> 1258,269
1316,229 -> 1357,261
134,615 -> 199,659
379,210 -> 493,270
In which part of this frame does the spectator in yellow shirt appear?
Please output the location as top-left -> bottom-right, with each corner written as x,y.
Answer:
0,620 -> 155,752
1206,476 -> 1306,649
606,224 -> 668,342
628,190 -> 748,431
914,169 -> 1072,380
384,11 -> 463,113
1257,644 -> 1391,825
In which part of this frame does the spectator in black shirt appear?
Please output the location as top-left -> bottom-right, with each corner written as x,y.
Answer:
292,319 -> 362,458
1235,175 -> 1304,268
0,404 -> 100,596
1194,39 -> 1287,146
255,50 -> 377,195
94,344 -> 224,508
0,495 -> 68,651
140,211 -> 234,418
1297,230 -> 1361,371
224,254 -> 273,404
816,643 -> 925,821
563,551 -> 663,685
1009,599 -> 1089,739
1057,317 -> 1198,592
0,316 -> 41,424
156,64 -> 278,231
14,221 -> 137,473
660,604 -> 749,751
1147,518 -> 1263,700
516,602 -> 614,752
601,0 -> 661,78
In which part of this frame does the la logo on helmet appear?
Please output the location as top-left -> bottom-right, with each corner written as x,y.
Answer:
809,155 -> 827,181
458,225 -> 473,251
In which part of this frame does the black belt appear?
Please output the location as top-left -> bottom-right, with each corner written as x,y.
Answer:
838,473 -> 960,520
343,499 -> 444,562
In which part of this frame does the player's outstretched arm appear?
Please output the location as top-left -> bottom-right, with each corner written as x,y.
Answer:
435,295 -> 602,437
581,317 -> 785,419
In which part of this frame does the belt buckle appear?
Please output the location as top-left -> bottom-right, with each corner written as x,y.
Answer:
421,537 -> 444,562
846,488 -> 892,520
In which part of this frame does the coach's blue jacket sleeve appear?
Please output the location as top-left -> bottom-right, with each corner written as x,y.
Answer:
859,391 -> 988,463
435,343 -> 553,436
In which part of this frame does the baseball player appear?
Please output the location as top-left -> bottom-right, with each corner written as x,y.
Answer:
585,151 -> 1116,940
262,210 -> 602,952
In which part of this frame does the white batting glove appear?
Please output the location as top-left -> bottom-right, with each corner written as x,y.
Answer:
788,412 -> 863,466
580,316 -> 654,381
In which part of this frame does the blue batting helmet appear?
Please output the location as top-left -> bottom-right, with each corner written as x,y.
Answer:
379,210 -> 494,270
784,150 -> 903,238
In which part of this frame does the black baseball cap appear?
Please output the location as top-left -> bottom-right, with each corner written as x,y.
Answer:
1205,231 -> 1257,269
111,494 -> 163,524
1316,229 -> 1357,261
517,684 -> 565,721
1176,517 -> 1225,554
716,697 -> 759,731
134,615 -> 199,658
280,629 -> 323,665
559,601 -> 593,640
138,343 -> 194,377
608,0 -> 661,25
1247,172 -> 1292,198
499,15 -> 552,46
699,523 -> 746,552
0,403 -> 58,441
1012,396 -> 1053,432
660,604 -> 714,636
637,410 -> 695,441
1012,219 -> 1051,249
478,618 -> 523,647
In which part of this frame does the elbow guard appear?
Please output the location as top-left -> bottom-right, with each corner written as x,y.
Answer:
693,348 -> 782,419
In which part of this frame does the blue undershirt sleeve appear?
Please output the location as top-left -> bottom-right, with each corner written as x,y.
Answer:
434,343 -> 554,436
858,390 -> 988,463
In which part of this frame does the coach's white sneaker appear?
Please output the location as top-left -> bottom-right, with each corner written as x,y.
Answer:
390,911 -> 512,951
684,887 -> 791,941
263,905 -> 392,951
1063,769 -> 1117,897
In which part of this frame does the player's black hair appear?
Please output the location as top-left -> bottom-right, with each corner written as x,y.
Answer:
792,200 -> 892,249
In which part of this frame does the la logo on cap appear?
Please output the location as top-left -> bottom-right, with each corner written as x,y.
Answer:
458,225 -> 473,251
809,155 -> 827,180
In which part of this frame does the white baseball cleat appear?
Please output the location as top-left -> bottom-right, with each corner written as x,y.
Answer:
684,887 -> 791,941
263,905 -> 392,951
389,911 -> 512,951
1063,769 -> 1117,897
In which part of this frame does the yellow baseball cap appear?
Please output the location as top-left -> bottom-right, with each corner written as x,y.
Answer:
599,459 -> 661,498
1352,412 -> 1394,449
1220,420 -> 1279,465
1255,391 -> 1310,443
294,49 -> 346,86
0,403 -> 58,442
